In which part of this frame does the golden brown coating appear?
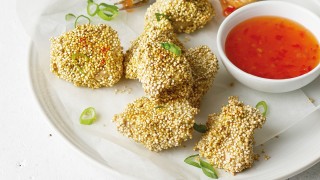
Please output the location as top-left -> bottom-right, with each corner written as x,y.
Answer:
113,97 -> 198,152
145,0 -> 215,33
50,24 -> 123,88
124,19 -> 193,102
195,96 -> 266,174
124,18 -> 177,80
186,45 -> 219,108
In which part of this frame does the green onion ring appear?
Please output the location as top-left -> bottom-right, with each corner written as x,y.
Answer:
80,107 -> 96,125
87,0 -> 99,16
161,42 -> 182,56
256,101 -> 268,117
65,13 -> 76,21
97,3 -> 119,21
74,15 -> 91,28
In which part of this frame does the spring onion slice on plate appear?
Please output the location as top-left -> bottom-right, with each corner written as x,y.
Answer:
65,13 -> 76,21
199,159 -> 219,179
80,107 -> 97,125
87,0 -> 99,16
161,42 -> 182,56
97,3 -> 119,21
256,101 -> 268,117
184,154 -> 218,179
74,15 -> 91,28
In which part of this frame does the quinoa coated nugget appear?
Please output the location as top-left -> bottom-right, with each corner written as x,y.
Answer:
186,45 -> 219,108
50,24 -> 124,88
145,0 -> 215,33
194,96 -> 266,174
124,18 -> 180,79
124,19 -> 192,102
140,43 -> 193,102
113,97 -> 198,152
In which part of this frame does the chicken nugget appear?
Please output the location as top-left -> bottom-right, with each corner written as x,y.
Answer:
50,24 -> 123,88
195,96 -> 266,174
113,97 -> 198,152
145,0 -> 215,33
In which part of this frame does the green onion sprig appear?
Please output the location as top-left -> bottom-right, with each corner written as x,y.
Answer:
193,123 -> 207,133
184,154 -> 218,179
256,101 -> 268,117
80,107 -> 97,125
161,42 -> 182,56
66,0 -> 119,28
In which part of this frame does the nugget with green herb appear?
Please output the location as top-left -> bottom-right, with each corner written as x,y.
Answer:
145,0 -> 215,33
50,24 -> 123,88
195,96 -> 266,174
113,97 -> 197,152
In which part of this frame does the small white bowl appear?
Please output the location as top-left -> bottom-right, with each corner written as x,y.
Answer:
217,1 -> 320,93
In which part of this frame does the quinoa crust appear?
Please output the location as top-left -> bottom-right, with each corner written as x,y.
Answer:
124,19 -> 193,102
145,0 -> 215,33
113,97 -> 198,152
50,24 -> 124,88
195,96 -> 266,174
186,45 -> 219,108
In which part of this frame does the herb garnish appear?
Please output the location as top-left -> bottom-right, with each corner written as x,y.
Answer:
256,101 -> 268,117
184,154 -> 218,179
155,13 -> 169,21
193,123 -> 207,133
161,42 -> 182,56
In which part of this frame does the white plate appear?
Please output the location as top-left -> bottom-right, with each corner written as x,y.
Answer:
25,0 -> 320,179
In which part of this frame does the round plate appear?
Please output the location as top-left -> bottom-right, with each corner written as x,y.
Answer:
26,0 -> 320,179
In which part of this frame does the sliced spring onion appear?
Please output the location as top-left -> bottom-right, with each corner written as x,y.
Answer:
97,3 -> 119,21
184,154 -> 201,168
184,154 -> 219,179
193,123 -> 207,133
87,0 -> 99,16
155,13 -> 169,21
80,107 -> 96,125
199,159 -> 219,179
161,42 -> 182,56
74,15 -> 91,28
65,13 -> 76,21
256,101 -> 268,117
71,53 -> 89,61
71,53 -> 89,74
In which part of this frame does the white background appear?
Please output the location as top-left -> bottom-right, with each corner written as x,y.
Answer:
0,0 -> 319,179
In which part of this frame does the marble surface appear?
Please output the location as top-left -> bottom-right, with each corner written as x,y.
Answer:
0,0 -> 319,179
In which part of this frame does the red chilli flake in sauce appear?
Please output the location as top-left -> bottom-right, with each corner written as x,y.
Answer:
225,16 -> 320,79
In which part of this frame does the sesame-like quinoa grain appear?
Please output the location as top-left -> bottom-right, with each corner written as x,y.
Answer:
145,0 -> 215,33
50,24 -> 124,88
113,97 -> 197,152
186,45 -> 219,108
195,96 -> 266,174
